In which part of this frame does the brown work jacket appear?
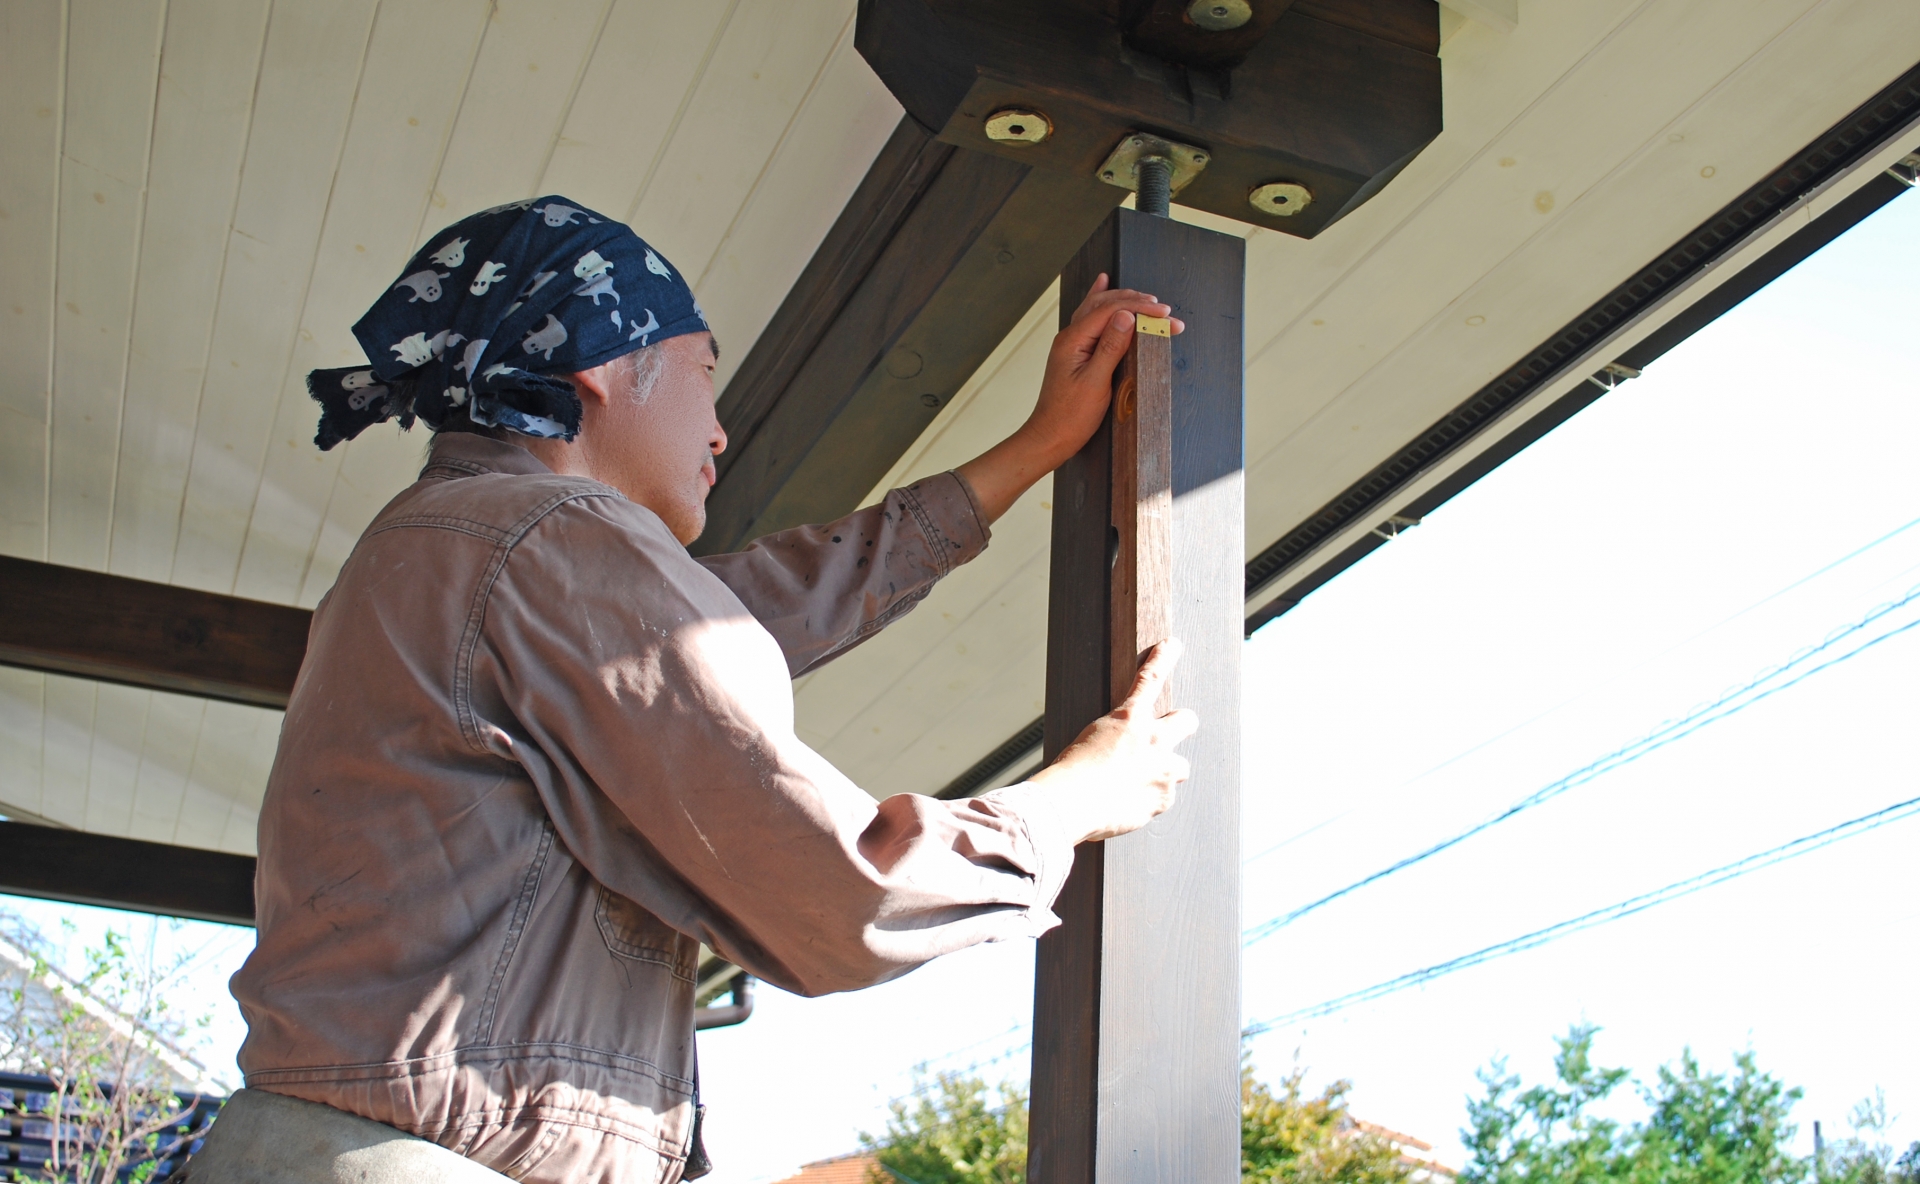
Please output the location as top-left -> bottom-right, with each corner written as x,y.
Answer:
230,434 -> 1074,1183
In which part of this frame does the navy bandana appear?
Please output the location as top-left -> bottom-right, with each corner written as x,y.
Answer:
308,196 -> 708,449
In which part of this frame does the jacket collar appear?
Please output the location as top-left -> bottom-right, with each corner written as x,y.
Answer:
419,432 -> 558,480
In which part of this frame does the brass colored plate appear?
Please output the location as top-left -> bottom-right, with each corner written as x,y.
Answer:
1098,134 -> 1210,197
1135,315 -> 1172,337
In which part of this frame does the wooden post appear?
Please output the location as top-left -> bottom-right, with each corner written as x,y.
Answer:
1030,209 -> 1245,1184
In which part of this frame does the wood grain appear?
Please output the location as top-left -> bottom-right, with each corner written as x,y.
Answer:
0,555 -> 310,708
1108,322 -> 1172,713
1032,209 -> 1244,1184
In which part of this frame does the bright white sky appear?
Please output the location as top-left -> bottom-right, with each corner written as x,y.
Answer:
6,185 -> 1916,1183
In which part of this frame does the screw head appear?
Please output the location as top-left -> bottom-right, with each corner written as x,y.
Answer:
920,393 -> 941,408
1187,0 -> 1252,31
985,108 -> 1051,145
1249,180 -> 1313,217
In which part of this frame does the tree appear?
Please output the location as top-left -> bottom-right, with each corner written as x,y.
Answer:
863,1060 -> 1422,1184
0,915 -> 216,1184
1461,1024 -> 1864,1184
861,1072 -> 1028,1184
1462,1025 -> 1631,1184
1813,1092 -> 1920,1184
1242,1059 -> 1421,1183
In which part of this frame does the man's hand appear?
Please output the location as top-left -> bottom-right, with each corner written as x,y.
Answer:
955,275 -> 1185,523
1027,640 -> 1198,844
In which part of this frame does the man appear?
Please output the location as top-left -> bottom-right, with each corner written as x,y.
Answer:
197,198 -> 1195,1183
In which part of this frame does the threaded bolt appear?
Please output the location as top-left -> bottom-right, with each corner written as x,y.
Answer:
1137,156 -> 1173,217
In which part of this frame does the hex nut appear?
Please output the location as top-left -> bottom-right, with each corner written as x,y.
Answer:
984,109 -> 1052,146
1187,0 -> 1253,31
1249,181 -> 1313,217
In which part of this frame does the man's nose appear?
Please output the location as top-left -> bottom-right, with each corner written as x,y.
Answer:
710,419 -> 728,457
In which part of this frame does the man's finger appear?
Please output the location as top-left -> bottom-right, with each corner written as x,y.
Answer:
1120,638 -> 1184,713
1070,273 -> 1113,322
1078,309 -> 1134,378
1074,282 -> 1162,315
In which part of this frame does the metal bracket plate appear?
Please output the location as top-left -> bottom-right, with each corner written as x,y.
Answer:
1098,133 -> 1210,197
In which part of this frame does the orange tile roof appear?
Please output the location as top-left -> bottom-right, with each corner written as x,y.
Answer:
769,1151 -> 880,1184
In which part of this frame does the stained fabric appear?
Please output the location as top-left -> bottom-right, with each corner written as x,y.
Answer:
307,196 -> 708,449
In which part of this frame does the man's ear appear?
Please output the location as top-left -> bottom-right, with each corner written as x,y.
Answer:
569,356 -> 625,408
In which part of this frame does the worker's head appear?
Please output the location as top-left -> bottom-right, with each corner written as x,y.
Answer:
538,331 -> 727,544
306,196 -> 723,540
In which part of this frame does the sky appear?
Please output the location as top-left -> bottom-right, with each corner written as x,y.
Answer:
4,184 -> 1916,1181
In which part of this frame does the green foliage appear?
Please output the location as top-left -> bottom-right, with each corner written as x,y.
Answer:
1242,1059 -> 1419,1183
1625,1046 -> 1805,1184
863,1060 -> 1420,1184
1463,1026 -> 1631,1184
1462,1024 -> 1915,1184
1,916 -> 213,1184
861,1073 -> 1028,1184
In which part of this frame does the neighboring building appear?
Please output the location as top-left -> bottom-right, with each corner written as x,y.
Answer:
1351,1117 -> 1460,1181
0,927 -> 225,1179
770,1150 -> 882,1184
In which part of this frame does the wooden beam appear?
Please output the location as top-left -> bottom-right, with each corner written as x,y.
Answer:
696,119 -> 1123,552
702,0 -> 1438,551
0,556 -> 309,709
1031,209 -> 1244,1184
0,821 -> 256,927
859,0 -> 1440,237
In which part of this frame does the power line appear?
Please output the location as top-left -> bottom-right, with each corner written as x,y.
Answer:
1242,583 -> 1920,945
1241,512 -> 1920,872
1242,794 -> 1920,1037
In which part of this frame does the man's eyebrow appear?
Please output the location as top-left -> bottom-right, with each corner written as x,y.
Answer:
707,333 -> 722,364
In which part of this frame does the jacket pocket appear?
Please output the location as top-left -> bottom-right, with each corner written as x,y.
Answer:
594,884 -> 697,982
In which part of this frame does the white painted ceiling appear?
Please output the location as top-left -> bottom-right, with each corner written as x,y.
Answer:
1,0 -> 1915,853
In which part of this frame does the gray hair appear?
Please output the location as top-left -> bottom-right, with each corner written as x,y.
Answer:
619,343 -> 668,406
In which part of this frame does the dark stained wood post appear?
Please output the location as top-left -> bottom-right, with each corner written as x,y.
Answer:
1031,208 -> 1245,1183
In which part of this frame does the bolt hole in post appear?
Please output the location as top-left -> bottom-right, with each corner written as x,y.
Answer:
1137,156 -> 1174,218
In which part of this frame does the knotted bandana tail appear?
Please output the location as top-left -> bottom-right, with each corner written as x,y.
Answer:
308,196 -> 708,450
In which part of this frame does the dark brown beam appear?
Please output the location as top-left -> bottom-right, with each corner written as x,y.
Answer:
860,0 -> 1441,236
697,119 -> 1122,553
0,821 -> 256,927
1031,209 -> 1244,1184
0,556 -> 309,709
702,0 -> 1439,552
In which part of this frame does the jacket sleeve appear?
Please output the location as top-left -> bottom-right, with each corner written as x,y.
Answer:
473,494 -> 1071,998
694,472 -> 990,677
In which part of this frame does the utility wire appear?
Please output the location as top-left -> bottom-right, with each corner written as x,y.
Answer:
1242,512 -> 1920,871
1242,794 -> 1920,1037
1242,583 -> 1920,945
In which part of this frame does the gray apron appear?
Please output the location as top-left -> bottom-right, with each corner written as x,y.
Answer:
167,1088 -> 511,1183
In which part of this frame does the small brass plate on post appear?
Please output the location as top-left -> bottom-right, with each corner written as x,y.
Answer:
1135,315 -> 1171,337
1098,134 -> 1210,197
984,108 -> 1052,145
1249,181 -> 1313,217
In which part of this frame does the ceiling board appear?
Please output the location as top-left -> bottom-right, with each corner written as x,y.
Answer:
111,0 -> 274,586
0,0 -> 63,560
231,0 -> 496,605
46,0 -> 167,572
168,0 -> 381,597
539,0 -> 737,229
